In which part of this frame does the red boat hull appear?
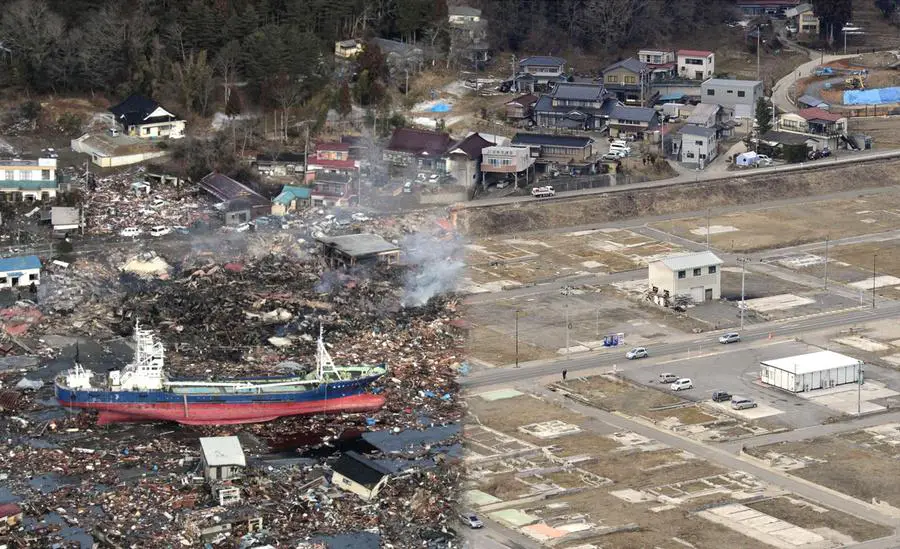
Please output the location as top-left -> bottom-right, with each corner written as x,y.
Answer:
60,393 -> 386,425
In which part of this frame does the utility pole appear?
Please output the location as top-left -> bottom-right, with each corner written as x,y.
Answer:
706,209 -> 711,250
565,304 -> 570,358
738,257 -> 749,330
823,236 -> 829,290
303,124 -> 310,177
858,367 -> 862,415
756,26 -> 761,81
873,253 -> 877,309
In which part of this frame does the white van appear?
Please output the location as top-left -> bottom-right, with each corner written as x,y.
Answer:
609,143 -> 631,155
670,378 -> 693,391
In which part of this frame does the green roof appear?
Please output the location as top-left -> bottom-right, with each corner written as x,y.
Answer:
273,185 -> 312,205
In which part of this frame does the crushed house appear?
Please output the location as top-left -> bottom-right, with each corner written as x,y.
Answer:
199,436 -> 246,506
0,503 -> 23,534
271,185 -> 312,215
533,82 -> 617,131
71,133 -> 169,168
109,94 -> 185,139
384,128 -> 453,172
330,451 -> 392,502
648,251 -> 723,305
316,234 -> 401,268
198,173 -> 271,225
0,255 -> 41,289
448,6 -> 489,66
0,157 -> 57,201
253,152 -> 306,177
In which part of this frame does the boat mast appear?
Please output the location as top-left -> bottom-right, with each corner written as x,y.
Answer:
316,324 -> 343,381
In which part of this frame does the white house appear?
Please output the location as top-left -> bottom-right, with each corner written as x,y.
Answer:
638,48 -> 676,79
518,56 -> 567,85
109,94 -> 185,139
480,145 -> 536,188
200,436 -> 246,483
0,255 -> 41,289
448,5 -> 482,24
331,451 -> 392,502
701,78 -> 763,119
677,50 -> 715,80
649,251 -> 723,304
0,158 -> 57,201
679,126 -> 718,168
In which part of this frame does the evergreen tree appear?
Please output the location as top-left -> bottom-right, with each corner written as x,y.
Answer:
755,97 -> 772,136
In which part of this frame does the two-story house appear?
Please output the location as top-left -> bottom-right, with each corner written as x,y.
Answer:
510,133 -> 597,173
445,132 -> 495,188
448,5 -> 481,24
533,83 -> 617,131
785,3 -> 820,35
701,78 -> 763,119
649,251 -> 723,304
0,157 -> 58,201
109,94 -> 185,139
601,57 -> 655,106
518,56 -> 567,85
677,50 -> 716,81
608,105 -> 659,140
505,94 -> 538,125
776,107 -> 847,150
480,145 -> 536,189
384,128 -> 453,172
308,142 -> 358,177
448,6 -> 489,66
638,49 -> 677,80
678,126 -> 718,169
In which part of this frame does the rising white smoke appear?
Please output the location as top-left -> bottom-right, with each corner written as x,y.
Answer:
401,232 -> 464,307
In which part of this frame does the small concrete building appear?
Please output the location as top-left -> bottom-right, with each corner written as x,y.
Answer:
677,50 -> 715,80
679,126 -> 718,168
199,436 -> 246,483
316,234 -> 401,268
648,251 -> 722,303
0,255 -> 41,289
701,79 -> 764,119
0,157 -> 58,201
330,451 -> 391,501
760,351 -> 862,393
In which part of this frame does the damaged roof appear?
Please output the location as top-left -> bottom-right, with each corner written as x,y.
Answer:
331,451 -> 392,488
199,436 -> 246,468
317,234 -> 399,258
199,173 -> 270,206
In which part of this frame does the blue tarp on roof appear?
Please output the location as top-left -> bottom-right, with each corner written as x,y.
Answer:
429,103 -> 451,113
844,87 -> 900,105
0,256 -> 40,273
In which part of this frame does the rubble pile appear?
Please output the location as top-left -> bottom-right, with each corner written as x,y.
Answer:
83,169 -> 208,235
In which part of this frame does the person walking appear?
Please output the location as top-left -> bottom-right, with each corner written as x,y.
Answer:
562,369 -> 568,381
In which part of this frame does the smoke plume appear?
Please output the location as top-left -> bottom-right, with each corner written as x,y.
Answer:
401,232 -> 464,307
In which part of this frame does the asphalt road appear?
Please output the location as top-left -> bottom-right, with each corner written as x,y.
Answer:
461,302 -> 900,389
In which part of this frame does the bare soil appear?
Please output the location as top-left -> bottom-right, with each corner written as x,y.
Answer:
467,325 -> 557,365
466,394 -> 586,445
747,496 -> 893,542
563,375 -> 684,415
457,160 -> 900,237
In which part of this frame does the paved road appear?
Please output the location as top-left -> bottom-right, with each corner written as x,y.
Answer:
461,303 -> 900,388
529,385 -> 900,529
461,519 -> 542,549
459,151 -> 900,210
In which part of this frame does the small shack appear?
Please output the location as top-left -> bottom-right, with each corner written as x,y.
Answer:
316,234 -> 400,268
0,255 -> 41,289
330,451 -> 392,501
760,350 -> 862,393
200,436 -> 246,483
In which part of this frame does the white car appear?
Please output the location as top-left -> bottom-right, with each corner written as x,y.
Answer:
625,347 -> 648,360
609,145 -> 631,155
429,174 -> 440,183
351,213 -> 371,222
234,222 -> 252,233
120,227 -> 142,238
150,226 -> 171,237
755,154 -> 773,166
671,378 -> 693,391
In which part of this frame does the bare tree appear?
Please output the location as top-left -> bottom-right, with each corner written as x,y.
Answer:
171,50 -> 214,117
214,40 -> 241,106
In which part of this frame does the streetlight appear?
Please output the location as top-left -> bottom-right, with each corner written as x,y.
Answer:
560,286 -> 573,358
738,257 -> 750,330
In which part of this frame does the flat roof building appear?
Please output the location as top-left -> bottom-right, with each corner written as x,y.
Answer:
760,351 -> 862,393
316,234 -> 400,268
649,251 -> 723,304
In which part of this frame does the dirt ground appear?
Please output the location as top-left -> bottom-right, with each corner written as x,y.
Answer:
850,117 -> 900,148
466,394 -> 587,446
653,193 -> 900,252
747,432 -> 900,508
457,160 -> 900,237
467,325 -> 557,365
827,240 -> 900,301
747,496 -> 893,542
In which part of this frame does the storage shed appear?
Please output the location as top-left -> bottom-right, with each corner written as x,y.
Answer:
760,351 -> 862,393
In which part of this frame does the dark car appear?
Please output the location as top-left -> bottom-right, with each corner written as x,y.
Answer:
712,391 -> 732,402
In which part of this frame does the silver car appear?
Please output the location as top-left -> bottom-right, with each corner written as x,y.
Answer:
731,397 -> 758,410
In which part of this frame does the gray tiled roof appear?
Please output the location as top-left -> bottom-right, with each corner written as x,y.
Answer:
519,56 -> 566,67
680,125 -> 717,138
603,57 -> 647,75
549,82 -> 607,101
609,105 -> 657,122
512,133 -> 594,148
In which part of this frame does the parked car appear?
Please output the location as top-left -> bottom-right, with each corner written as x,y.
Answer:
731,396 -> 758,410
149,225 -> 171,237
496,180 -> 510,189
671,378 -> 693,391
658,373 -> 679,384
234,222 -> 252,233
403,181 -> 413,193
626,347 -> 648,360
351,213 -> 371,222
609,143 -> 631,154
416,173 -> 427,182
429,174 -> 440,183
172,225 -> 190,235
460,512 -> 483,528
120,227 -> 142,238
718,332 -> 741,344
712,390 -> 732,402
601,152 -> 624,161
755,154 -> 773,166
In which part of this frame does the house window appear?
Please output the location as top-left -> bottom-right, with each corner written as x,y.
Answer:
606,75 -> 618,83
695,141 -> 703,146
708,266 -> 717,274
686,152 -> 695,158
0,277 -> 6,284
4,171 -> 11,180
143,128 -> 151,135
706,89 -> 715,96
42,170 -> 50,180
28,273 -> 36,281
737,91 -> 746,97
693,268 -> 702,276
727,89 -> 733,94
678,270 -> 686,279
624,76 -> 636,84
700,154 -> 706,159
21,171 -> 30,180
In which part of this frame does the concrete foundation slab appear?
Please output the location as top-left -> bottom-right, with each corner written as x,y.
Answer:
488,509 -> 540,528
690,225 -> 739,236
798,381 -> 899,415
610,488 -> 655,503
744,294 -> 815,312
464,490 -> 502,507
518,420 -> 582,439
477,389 -> 525,401
848,275 -> 900,290
699,503 -> 824,549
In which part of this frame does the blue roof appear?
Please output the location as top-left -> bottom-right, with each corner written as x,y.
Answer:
273,185 -> 312,205
0,255 -> 41,272
658,93 -> 685,101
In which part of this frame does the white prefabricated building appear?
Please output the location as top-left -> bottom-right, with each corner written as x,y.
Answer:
760,350 -> 862,393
